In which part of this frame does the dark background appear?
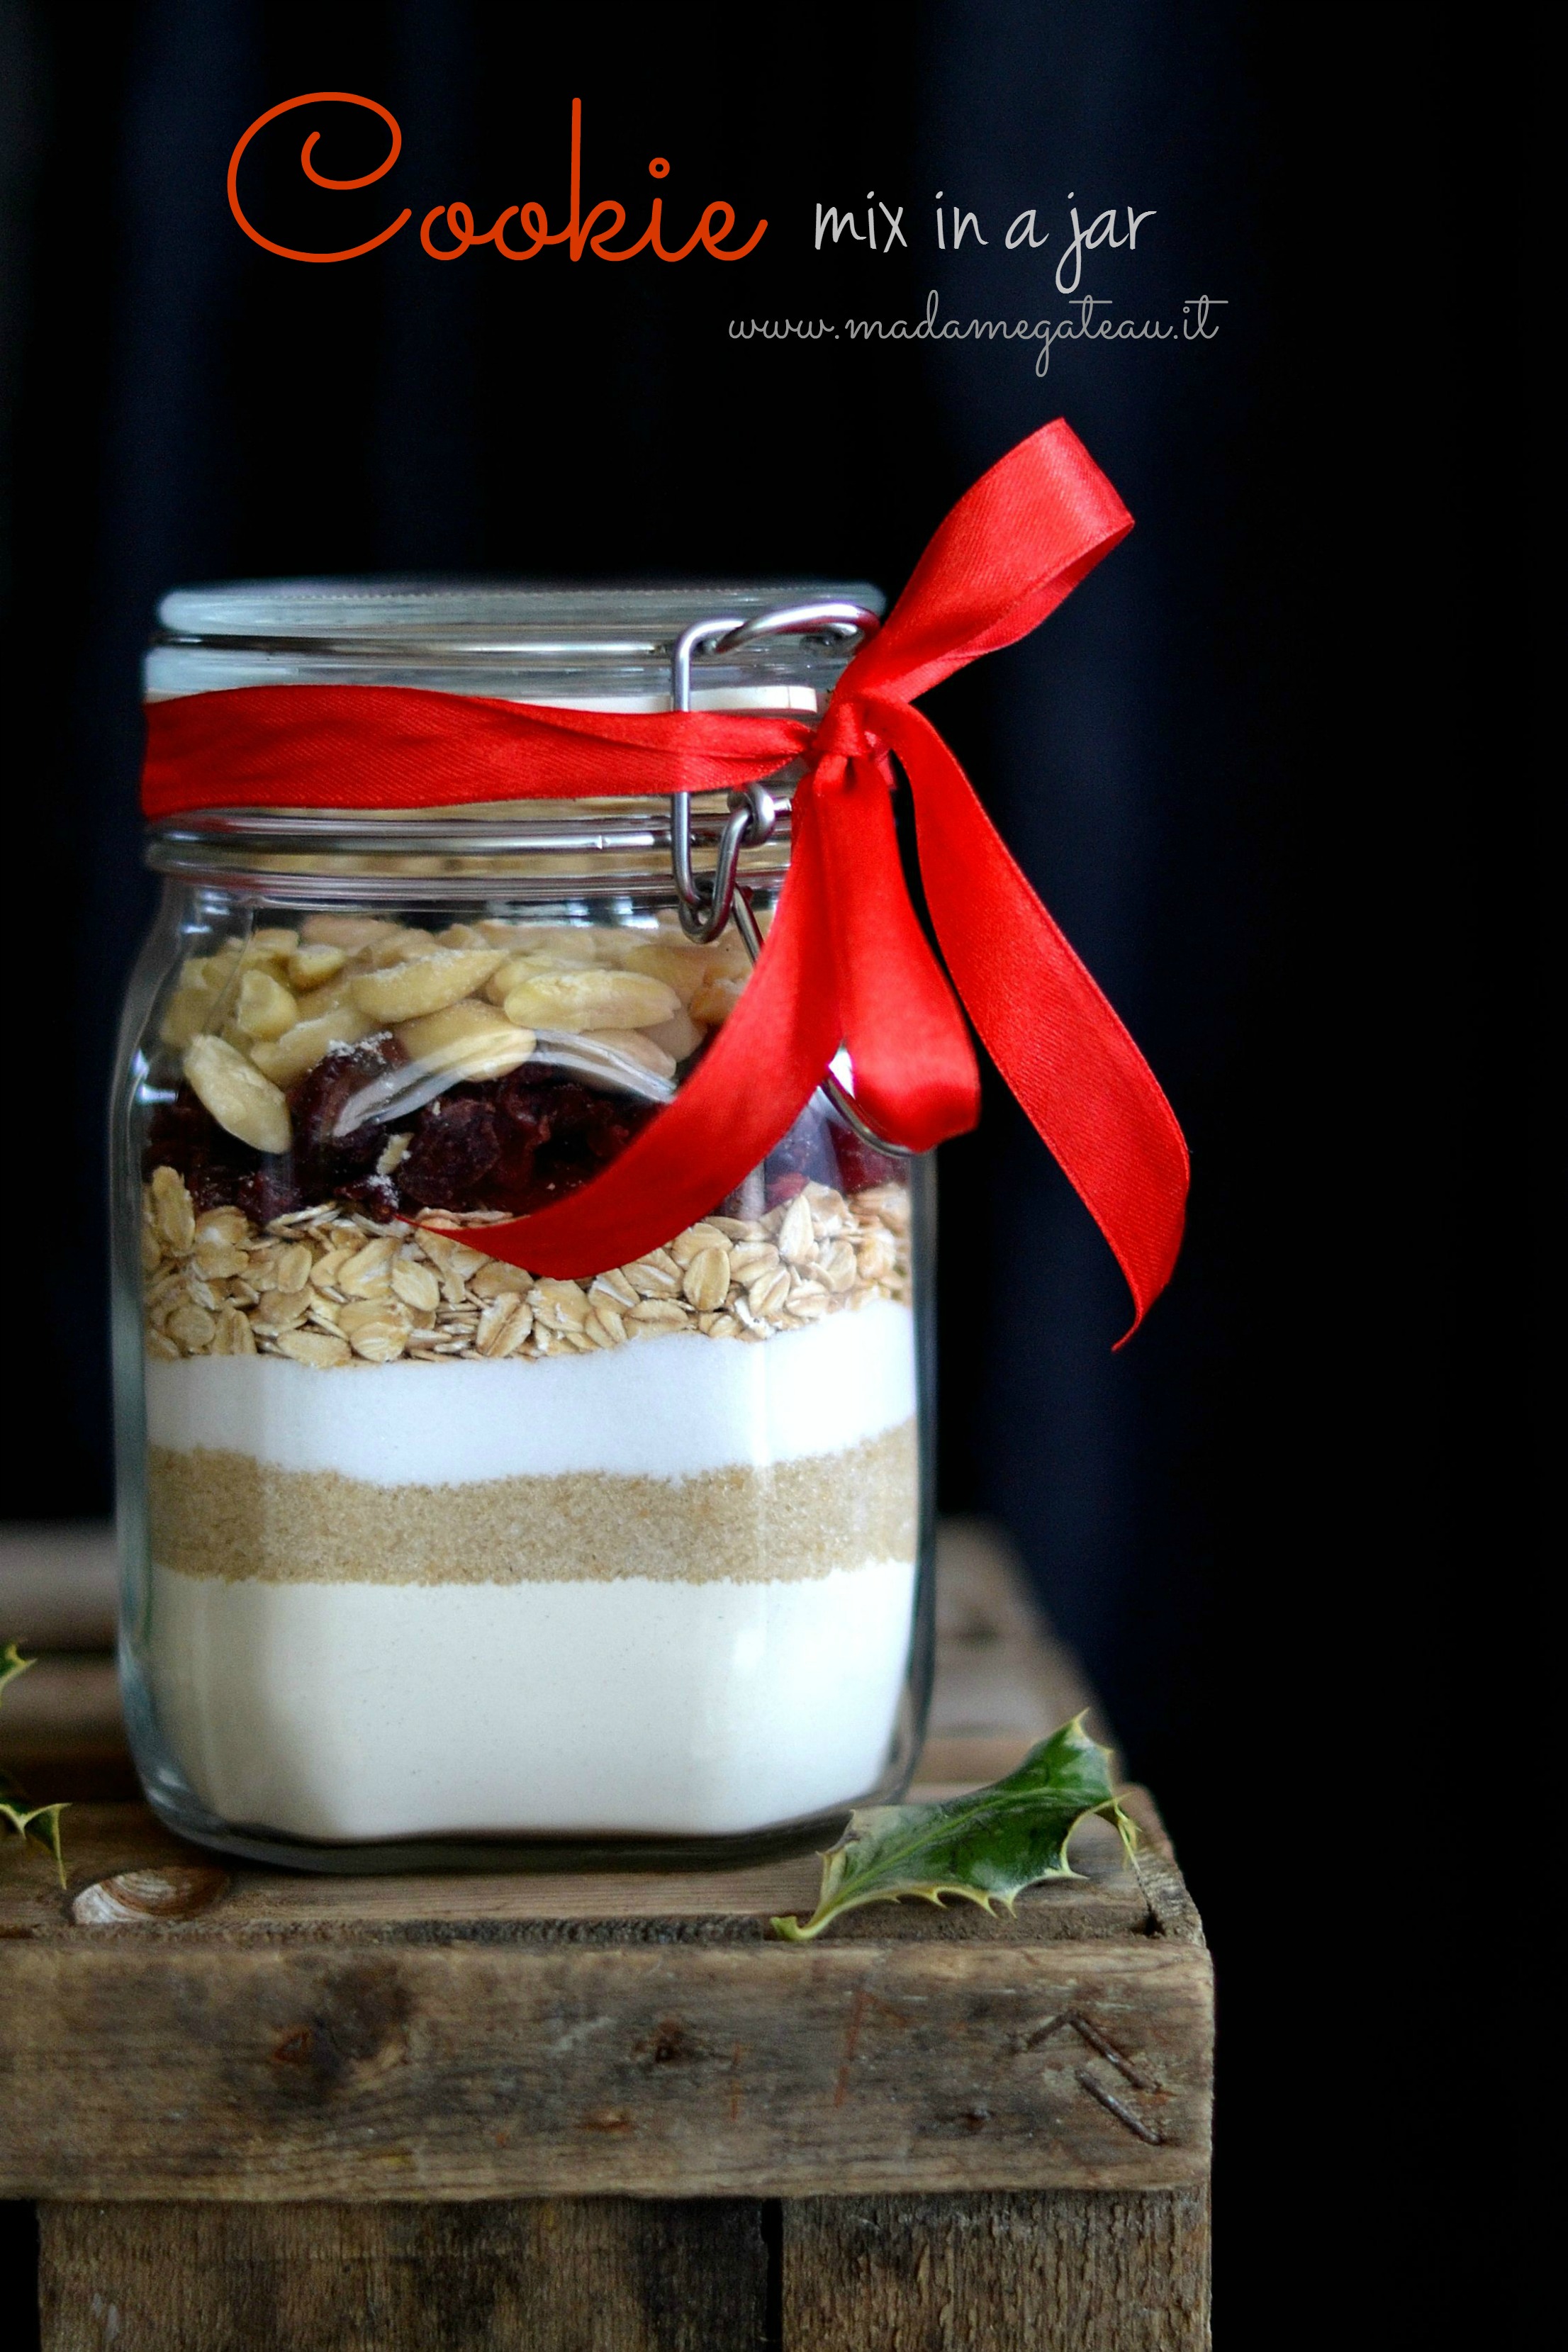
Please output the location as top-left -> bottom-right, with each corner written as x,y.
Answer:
1,3 -> 1457,2336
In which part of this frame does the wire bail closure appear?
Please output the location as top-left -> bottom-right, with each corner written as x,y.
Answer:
666,599 -> 912,1160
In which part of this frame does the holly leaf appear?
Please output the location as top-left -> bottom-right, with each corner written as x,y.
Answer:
0,1640 -> 35,1709
1,1643 -> 70,1881
771,1714 -> 1133,1943
1,1801 -> 70,1887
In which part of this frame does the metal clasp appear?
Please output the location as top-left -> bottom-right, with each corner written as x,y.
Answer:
667,598 -> 914,1161
667,599 -> 879,944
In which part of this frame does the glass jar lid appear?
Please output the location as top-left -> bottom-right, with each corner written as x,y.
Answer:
147,578 -> 883,708
144,578 -> 883,897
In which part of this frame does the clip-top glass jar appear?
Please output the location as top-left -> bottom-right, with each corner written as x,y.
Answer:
112,583 -> 935,1868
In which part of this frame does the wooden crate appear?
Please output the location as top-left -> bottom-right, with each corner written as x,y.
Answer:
0,1523 -> 1211,2348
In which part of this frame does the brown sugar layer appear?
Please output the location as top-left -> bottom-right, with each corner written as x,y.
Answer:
147,1421 -> 918,1588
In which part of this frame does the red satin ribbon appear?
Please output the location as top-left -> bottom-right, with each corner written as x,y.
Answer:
142,420 -> 1188,1330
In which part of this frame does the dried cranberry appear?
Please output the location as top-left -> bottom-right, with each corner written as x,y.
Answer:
235,1165 -> 306,1224
763,1092 -> 838,1204
495,1069 -> 561,1141
478,1070 -> 651,1212
338,1172 -> 402,1221
289,1036 -> 408,1194
717,1170 -> 767,1222
829,1120 -> 907,1195
145,1085 -> 259,1204
397,1095 -> 503,1207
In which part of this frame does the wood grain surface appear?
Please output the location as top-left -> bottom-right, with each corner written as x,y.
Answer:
6,1524 -> 1212,2345
4,1933 -> 1209,2199
783,2189 -> 1211,2351
38,2199 -> 768,2352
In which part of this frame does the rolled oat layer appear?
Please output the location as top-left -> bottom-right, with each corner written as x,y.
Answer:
141,1169 -> 911,1367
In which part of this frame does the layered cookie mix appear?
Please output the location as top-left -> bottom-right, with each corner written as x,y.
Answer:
135,911 -> 922,1842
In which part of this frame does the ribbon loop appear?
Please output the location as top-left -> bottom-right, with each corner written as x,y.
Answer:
140,419 -> 1187,1334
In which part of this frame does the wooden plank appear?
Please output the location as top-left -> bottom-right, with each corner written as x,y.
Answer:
0,1798 -> 1165,1946
38,2197 -> 767,2352
923,1518 -> 1104,1786
783,2188 -> 1211,2352
0,1524 -> 117,1651
2,1936 -> 1209,2201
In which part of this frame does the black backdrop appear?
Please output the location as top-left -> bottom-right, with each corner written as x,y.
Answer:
0,4 -> 1460,2334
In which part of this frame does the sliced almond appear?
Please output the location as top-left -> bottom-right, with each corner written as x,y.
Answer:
688,970 -> 748,1025
621,939 -> 727,1004
184,1036 -> 291,1155
642,1006 -> 705,1064
489,924 -> 603,965
576,1026 -> 676,1079
349,949 -> 505,1022
298,914 -> 399,951
286,943 -> 347,992
157,981 -> 218,1049
242,927 -> 300,965
250,1007 -> 374,1086
359,925 -> 437,966
500,968 -> 680,1035
393,997 -> 535,1082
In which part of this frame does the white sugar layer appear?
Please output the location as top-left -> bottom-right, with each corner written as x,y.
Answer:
144,1299 -> 915,1482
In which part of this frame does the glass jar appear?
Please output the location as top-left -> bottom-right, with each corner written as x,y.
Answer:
113,583 -> 935,1868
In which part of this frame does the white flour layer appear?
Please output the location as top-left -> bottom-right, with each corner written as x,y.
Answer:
145,1299 -> 915,1483
149,1557 -> 916,1839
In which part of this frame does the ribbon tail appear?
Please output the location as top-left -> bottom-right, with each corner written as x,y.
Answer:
812,756 -> 980,1150
434,793 -> 843,1277
880,700 -> 1189,1332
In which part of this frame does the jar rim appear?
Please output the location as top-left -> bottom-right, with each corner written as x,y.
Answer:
147,576 -> 884,709
144,787 -> 797,900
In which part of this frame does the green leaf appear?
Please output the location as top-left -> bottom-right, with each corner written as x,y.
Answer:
1,1643 -> 71,1881
0,1640 -> 35,1711
1,1801 -> 70,1887
771,1714 -> 1134,1943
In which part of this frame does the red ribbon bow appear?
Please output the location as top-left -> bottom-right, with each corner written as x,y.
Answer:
142,420 -> 1188,1331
